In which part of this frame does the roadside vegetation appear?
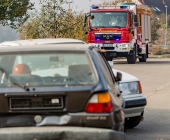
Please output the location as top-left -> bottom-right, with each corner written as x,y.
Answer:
18,0 -> 86,42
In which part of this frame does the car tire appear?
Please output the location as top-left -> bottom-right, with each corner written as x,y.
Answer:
125,111 -> 144,129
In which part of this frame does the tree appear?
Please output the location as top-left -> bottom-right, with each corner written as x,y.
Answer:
19,0 -> 86,42
98,0 -> 131,6
0,0 -> 34,28
151,10 -> 161,43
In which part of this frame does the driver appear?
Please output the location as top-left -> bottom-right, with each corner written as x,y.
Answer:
109,16 -> 118,26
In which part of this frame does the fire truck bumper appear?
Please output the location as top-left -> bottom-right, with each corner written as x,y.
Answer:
105,51 -> 130,58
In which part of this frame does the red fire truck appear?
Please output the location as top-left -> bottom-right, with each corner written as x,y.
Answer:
83,2 -> 151,64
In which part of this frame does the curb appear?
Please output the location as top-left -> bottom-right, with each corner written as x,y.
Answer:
149,54 -> 170,58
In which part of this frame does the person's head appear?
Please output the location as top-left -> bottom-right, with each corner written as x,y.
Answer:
13,64 -> 31,75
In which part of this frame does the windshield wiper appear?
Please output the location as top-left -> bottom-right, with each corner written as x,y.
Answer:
93,26 -> 107,28
0,67 -> 30,91
109,26 -> 122,28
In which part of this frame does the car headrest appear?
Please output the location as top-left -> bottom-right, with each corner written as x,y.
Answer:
13,64 -> 31,75
68,64 -> 92,81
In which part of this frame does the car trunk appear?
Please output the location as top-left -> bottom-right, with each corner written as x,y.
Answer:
0,88 -> 96,114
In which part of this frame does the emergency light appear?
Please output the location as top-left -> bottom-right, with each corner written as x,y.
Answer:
91,5 -> 99,9
120,6 -> 128,9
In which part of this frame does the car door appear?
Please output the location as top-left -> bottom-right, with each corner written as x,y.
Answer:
92,48 -> 123,107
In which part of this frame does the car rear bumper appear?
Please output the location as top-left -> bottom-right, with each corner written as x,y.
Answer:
123,94 -> 147,118
0,126 -> 125,140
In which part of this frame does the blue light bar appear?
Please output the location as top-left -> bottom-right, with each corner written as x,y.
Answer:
120,6 -> 128,9
91,5 -> 99,9
116,39 -> 120,41
96,39 -> 100,41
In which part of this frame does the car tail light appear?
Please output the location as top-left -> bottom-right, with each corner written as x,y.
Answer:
86,92 -> 113,113
138,81 -> 142,93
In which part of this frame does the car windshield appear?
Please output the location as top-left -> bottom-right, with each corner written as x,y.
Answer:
0,52 -> 97,87
90,12 -> 127,28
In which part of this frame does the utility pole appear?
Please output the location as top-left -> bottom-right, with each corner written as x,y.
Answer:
67,0 -> 73,12
89,0 -> 91,7
165,5 -> 168,49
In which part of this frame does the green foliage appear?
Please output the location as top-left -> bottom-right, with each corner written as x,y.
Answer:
18,0 -> 87,42
0,0 -> 34,28
149,10 -> 161,43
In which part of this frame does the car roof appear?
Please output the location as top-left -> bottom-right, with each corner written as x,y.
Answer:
0,44 -> 96,53
0,38 -> 86,47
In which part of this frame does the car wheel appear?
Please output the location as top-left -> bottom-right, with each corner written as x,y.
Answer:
125,111 -> 144,129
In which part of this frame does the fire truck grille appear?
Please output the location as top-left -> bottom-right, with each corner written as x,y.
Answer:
95,34 -> 121,41
101,47 -> 115,50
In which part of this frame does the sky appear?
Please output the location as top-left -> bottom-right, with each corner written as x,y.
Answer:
31,0 -> 104,13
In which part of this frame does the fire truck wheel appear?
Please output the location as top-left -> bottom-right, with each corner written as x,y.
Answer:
139,54 -> 147,62
106,56 -> 113,61
127,50 -> 136,64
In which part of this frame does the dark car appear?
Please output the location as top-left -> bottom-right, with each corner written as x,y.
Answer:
0,38 -> 147,129
0,44 -> 125,140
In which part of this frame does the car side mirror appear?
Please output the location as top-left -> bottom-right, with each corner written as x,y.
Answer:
83,14 -> 87,27
83,23 -> 86,27
116,72 -> 122,81
134,15 -> 137,22
128,27 -> 132,31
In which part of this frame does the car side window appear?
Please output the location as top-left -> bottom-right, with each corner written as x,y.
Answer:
93,49 -> 115,83
98,52 -> 116,83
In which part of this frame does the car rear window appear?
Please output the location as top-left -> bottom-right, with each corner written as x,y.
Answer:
0,52 -> 97,87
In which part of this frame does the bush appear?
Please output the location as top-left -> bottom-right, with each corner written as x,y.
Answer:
150,46 -> 169,55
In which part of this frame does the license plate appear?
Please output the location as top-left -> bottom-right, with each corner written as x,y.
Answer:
102,44 -> 113,47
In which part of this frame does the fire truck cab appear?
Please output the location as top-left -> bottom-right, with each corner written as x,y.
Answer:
83,2 -> 151,64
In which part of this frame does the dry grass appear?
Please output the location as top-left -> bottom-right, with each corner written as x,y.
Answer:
150,46 -> 170,55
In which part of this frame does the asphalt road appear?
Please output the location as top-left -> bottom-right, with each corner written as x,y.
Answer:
114,58 -> 170,140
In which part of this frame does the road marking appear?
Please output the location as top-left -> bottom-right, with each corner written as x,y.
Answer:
146,82 -> 170,98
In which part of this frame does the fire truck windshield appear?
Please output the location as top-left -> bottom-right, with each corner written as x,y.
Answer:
90,12 -> 127,28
